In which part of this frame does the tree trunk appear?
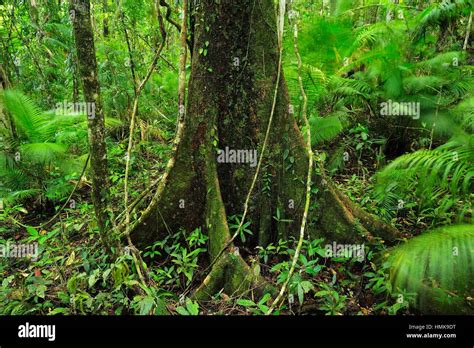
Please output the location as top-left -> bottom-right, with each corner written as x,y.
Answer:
0,63 -> 18,142
130,0 -> 399,299
70,0 -> 113,253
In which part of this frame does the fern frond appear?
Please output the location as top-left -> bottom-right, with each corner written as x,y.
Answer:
403,75 -> 446,94
4,189 -> 43,205
416,51 -> 465,71
452,96 -> 474,132
352,22 -> 387,50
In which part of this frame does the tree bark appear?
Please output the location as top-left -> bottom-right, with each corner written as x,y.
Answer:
70,0 -> 113,253
130,0 -> 399,299
0,63 -> 18,142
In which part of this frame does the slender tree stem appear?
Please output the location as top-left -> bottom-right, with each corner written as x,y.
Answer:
268,5 -> 313,315
463,11 -> 472,51
123,6 -> 168,239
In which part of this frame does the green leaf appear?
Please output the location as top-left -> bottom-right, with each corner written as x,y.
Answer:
297,284 -> 304,304
185,299 -> 199,315
236,299 -> 255,307
26,226 -> 39,237
138,296 -> 155,315
176,306 -> 189,315
36,284 -> 47,299
48,307 -> 69,315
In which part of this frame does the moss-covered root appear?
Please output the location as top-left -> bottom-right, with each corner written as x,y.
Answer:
334,186 -> 401,243
193,152 -> 275,302
316,173 -> 401,245
192,248 -> 267,302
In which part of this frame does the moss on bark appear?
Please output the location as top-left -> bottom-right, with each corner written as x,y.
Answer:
130,0 -> 400,299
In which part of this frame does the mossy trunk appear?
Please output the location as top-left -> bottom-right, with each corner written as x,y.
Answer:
131,0 -> 399,299
0,64 -> 18,142
132,0 -> 306,246
71,0 -> 113,252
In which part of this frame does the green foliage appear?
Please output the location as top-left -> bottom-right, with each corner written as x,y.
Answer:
310,113 -> 345,145
0,90 -> 80,205
145,228 -> 207,289
176,298 -> 199,316
0,201 -> 172,315
387,224 -> 474,314
0,90 -> 120,206
314,282 -> 347,315
412,0 -> 473,43
374,132 -> 473,225
376,137 -> 473,195
228,214 -> 253,243
236,293 -> 272,315
1,0 -> 472,318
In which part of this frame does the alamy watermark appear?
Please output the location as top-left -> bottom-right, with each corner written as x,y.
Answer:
18,322 -> 55,341
0,242 -> 39,261
325,242 -> 365,262
380,99 -> 420,120
217,146 -> 257,167
55,100 -> 96,119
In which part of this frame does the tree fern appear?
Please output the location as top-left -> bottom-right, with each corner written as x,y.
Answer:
386,224 -> 474,314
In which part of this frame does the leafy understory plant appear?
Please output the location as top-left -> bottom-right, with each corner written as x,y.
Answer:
176,298 -> 199,315
228,214 -> 253,243
236,293 -> 273,315
374,132 -> 473,224
315,283 -> 347,315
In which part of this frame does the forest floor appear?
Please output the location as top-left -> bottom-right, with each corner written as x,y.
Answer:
0,134 -> 415,316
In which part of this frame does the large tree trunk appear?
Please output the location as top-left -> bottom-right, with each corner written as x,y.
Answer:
70,0 -> 113,253
131,0 -> 399,299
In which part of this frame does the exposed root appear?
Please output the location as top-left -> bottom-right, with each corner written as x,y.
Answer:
191,146 -> 275,302
192,249 -> 265,302
317,163 -> 401,244
334,186 -> 401,243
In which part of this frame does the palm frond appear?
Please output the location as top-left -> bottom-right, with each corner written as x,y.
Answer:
310,112 -> 346,145
376,137 -> 474,196
387,224 -> 474,314
412,0 -> 472,43
19,143 -> 67,164
1,90 -> 43,142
